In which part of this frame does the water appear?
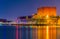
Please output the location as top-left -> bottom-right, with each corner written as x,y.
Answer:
0,26 -> 16,39
0,26 -> 33,39
0,25 -> 60,39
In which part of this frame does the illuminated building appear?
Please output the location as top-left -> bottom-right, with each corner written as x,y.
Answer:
37,7 -> 56,16
32,7 -> 56,39
17,7 -> 58,39
33,7 -> 56,19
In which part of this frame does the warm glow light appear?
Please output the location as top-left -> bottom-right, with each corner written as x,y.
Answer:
49,26 -> 60,27
46,15 -> 49,39
46,26 -> 49,39
46,15 -> 49,18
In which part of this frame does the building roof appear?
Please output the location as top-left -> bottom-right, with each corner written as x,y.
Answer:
0,19 -> 12,22
17,15 -> 33,19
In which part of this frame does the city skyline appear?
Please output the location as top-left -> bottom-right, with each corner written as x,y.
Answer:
0,0 -> 60,21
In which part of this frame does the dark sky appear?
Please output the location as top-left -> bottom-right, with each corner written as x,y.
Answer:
0,0 -> 60,21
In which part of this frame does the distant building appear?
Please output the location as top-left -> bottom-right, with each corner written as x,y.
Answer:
0,18 -> 12,25
33,7 -> 56,19
37,7 -> 56,16
17,15 -> 33,24
0,19 -> 8,22
17,15 -> 32,19
17,7 -> 57,24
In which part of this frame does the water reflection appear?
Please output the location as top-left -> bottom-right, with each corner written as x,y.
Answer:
0,26 -> 60,39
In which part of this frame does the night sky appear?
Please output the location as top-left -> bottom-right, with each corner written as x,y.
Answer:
0,0 -> 60,21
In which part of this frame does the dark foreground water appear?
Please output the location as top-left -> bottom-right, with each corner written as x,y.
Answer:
0,26 -> 60,39
0,26 -> 16,39
0,26 -> 33,39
